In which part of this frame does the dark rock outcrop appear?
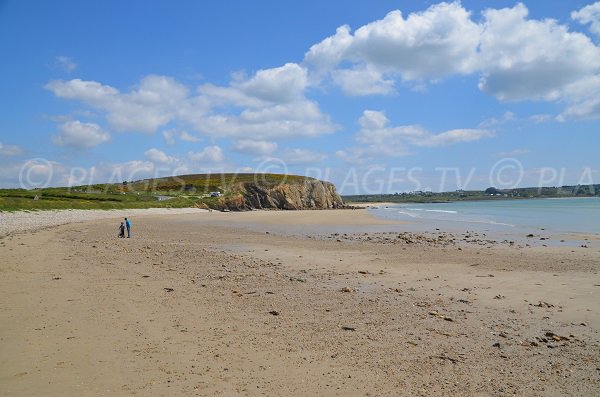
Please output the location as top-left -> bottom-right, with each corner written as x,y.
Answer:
219,179 -> 344,211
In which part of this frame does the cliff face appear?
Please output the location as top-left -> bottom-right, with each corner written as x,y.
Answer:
221,179 -> 345,210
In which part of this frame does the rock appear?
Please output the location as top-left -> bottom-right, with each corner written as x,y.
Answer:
220,178 -> 345,211
268,310 -> 280,316
340,287 -> 354,293
163,287 -> 174,292
545,332 -> 569,341
341,325 -> 356,331
492,342 -> 502,348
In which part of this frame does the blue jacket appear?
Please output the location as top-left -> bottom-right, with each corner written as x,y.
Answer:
125,219 -> 131,228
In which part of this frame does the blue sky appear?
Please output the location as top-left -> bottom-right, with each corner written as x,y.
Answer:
1,0 -> 599,193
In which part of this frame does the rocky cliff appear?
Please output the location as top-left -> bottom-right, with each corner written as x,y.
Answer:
218,178 -> 345,211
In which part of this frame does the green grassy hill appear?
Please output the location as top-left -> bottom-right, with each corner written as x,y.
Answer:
0,173 -> 314,211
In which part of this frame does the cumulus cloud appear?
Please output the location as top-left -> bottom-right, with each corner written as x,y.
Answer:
0,142 -> 23,156
188,146 -> 224,163
478,4 -> 600,103
194,64 -> 338,139
572,2 -> 600,37
46,75 -> 191,133
144,148 -> 175,164
52,120 -> 110,148
337,110 -> 492,163
558,74 -> 600,120
236,63 -> 307,103
304,2 -> 600,119
47,64 -> 337,139
332,66 -> 395,96
232,139 -> 277,155
305,2 -> 481,85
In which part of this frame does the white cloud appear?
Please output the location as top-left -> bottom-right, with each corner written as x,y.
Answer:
558,74 -> 600,120
232,139 -> 277,155
332,66 -> 395,96
275,148 -> 327,165
416,128 -> 493,147
236,63 -> 307,103
47,64 -> 337,139
478,111 -> 516,128
304,2 -> 600,119
144,148 -> 175,164
478,4 -> 600,102
56,56 -> 77,73
180,131 -> 201,142
304,25 -> 354,73
338,110 -> 492,163
52,120 -> 110,148
46,75 -> 190,133
101,160 -> 157,183
193,64 -> 338,139
191,100 -> 337,140
162,130 -> 177,145
305,2 -> 481,85
162,129 -> 201,145
0,142 -> 23,156
572,2 -> 600,37
188,146 -> 224,163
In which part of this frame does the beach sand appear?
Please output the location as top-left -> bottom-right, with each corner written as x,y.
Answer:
1,209 -> 599,396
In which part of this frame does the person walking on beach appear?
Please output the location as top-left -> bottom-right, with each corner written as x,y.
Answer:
118,222 -> 125,238
125,217 -> 131,238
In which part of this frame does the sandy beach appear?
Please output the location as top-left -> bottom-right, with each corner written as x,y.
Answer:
1,209 -> 599,396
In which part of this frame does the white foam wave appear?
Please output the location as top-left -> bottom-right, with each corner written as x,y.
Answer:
424,209 -> 457,214
396,210 -> 421,218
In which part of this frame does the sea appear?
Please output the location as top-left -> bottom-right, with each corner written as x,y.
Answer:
368,197 -> 600,236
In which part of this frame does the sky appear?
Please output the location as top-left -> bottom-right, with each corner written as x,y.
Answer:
1,0 -> 599,194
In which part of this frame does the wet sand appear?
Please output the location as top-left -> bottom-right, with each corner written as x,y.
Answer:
1,209 -> 599,396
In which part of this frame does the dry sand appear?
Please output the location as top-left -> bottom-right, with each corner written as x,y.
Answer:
1,209 -> 599,396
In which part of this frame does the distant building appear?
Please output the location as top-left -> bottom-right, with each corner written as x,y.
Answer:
210,191 -> 222,197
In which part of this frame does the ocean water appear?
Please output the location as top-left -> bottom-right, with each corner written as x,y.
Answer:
369,197 -> 600,235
